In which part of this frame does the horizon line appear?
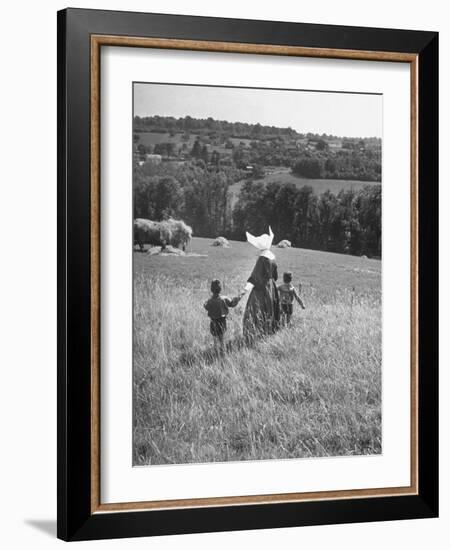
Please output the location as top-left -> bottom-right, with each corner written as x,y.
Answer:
133,113 -> 382,142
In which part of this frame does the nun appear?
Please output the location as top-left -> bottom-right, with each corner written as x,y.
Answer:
241,227 -> 280,342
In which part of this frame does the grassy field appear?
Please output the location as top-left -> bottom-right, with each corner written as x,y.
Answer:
229,169 -> 380,206
133,237 -> 381,466
136,131 -> 197,151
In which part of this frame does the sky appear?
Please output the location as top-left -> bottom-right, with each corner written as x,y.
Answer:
134,83 -> 382,139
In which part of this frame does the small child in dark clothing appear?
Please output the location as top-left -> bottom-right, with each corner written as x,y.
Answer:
277,271 -> 305,326
204,279 -> 242,351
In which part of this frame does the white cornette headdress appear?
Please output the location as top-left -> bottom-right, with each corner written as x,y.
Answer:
246,227 -> 275,259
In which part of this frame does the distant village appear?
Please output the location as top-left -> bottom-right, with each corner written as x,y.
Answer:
133,115 -> 382,182
133,115 -> 382,258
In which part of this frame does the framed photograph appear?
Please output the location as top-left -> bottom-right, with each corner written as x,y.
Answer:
57,8 -> 438,541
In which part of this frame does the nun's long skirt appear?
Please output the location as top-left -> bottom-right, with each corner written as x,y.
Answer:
243,278 -> 280,343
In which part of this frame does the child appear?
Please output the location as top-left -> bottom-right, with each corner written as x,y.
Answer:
204,279 -> 242,352
277,271 -> 305,326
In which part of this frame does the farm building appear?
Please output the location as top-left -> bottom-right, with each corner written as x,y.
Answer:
145,153 -> 162,164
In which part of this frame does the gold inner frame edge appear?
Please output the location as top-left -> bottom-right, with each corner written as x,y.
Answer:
90,34 -> 419,514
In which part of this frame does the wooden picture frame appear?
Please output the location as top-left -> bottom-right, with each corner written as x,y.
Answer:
57,7 -> 438,541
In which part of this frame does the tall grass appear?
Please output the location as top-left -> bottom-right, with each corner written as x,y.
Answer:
133,269 -> 381,466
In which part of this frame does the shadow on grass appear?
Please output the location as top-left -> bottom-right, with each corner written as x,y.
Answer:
177,336 -> 248,367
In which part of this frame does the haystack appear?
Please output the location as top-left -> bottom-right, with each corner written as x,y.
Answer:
163,245 -> 185,256
277,240 -> 292,248
147,245 -> 185,256
147,246 -> 162,256
134,217 -> 192,252
164,218 -> 193,249
211,236 -> 230,248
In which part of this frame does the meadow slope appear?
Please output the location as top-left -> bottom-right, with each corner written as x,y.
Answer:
133,238 -> 381,465
229,168 -> 380,208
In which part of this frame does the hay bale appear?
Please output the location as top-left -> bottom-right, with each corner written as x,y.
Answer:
147,245 -> 185,256
165,218 -> 193,250
212,236 -> 230,247
135,218 -> 192,252
147,246 -> 162,255
134,218 -> 165,251
161,245 -> 185,256
277,239 -> 292,248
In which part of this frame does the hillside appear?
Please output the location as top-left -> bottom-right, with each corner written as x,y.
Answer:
134,237 -> 381,295
133,115 -> 382,183
133,115 -> 382,257
133,238 -> 381,465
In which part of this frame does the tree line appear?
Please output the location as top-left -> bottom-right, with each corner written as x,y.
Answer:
291,149 -> 381,182
134,160 -> 381,257
134,115 -> 299,138
233,180 -> 381,257
134,160 -> 241,238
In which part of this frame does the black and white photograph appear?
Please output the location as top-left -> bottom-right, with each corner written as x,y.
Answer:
132,83 -> 382,466
0,0 -> 443,546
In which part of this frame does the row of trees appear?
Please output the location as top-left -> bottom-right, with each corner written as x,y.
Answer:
292,149 -> 381,182
134,115 -> 299,139
232,180 -> 381,257
133,160 -> 241,237
134,160 -> 381,257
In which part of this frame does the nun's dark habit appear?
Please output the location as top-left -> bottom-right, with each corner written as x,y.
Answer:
242,228 -> 280,342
